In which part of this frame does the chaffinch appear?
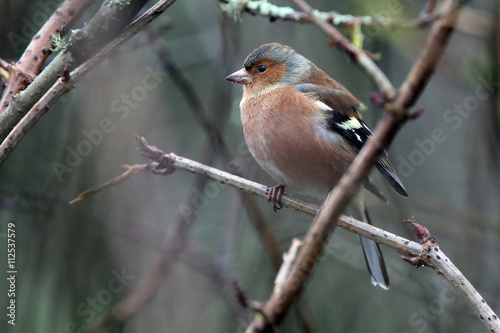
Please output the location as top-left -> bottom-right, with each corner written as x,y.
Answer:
226,43 -> 408,289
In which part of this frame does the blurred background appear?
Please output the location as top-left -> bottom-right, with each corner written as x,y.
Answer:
0,0 -> 499,332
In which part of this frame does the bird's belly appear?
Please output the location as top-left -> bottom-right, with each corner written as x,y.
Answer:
243,115 -> 353,199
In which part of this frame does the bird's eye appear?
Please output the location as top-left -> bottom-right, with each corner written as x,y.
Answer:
258,65 -> 267,73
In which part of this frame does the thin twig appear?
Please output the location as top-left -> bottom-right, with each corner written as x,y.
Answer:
0,58 -> 14,81
69,164 -> 148,204
273,239 -> 303,289
86,146 -> 215,332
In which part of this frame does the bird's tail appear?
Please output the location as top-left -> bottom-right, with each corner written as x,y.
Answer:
350,192 -> 390,290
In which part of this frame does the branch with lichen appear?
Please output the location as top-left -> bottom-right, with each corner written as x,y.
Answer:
219,0 -> 435,28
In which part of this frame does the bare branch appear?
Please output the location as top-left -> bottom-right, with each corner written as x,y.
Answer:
219,0 -> 435,29
69,164 -> 148,204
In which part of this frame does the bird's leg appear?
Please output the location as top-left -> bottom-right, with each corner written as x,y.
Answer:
267,184 -> 286,212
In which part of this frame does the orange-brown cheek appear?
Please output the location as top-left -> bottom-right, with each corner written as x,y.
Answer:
268,63 -> 287,82
251,63 -> 289,92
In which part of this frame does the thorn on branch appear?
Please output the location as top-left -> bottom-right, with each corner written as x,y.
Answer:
401,255 -> 427,268
61,58 -> 73,83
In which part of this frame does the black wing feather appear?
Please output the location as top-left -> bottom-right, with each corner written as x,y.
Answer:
296,84 -> 408,197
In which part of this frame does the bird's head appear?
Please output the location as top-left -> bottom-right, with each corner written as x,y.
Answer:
226,43 -> 315,94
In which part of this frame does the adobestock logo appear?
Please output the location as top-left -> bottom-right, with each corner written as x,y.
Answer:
8,0 -> 60,53
401,286 -> 456,333
178,141 -> 253,221
55,267 -> 135,333
396,74 -> 498,181
363,0 -> 405,45
51,65 -> 168,182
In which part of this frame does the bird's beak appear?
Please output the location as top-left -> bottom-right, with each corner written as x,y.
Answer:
225,68 -> 252,84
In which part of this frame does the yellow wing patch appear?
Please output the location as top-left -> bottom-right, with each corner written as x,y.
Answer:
337,117 -> 363,130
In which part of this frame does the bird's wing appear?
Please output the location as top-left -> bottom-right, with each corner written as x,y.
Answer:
296,83 -> 408,197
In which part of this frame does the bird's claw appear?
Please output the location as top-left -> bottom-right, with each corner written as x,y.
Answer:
267,184 -> 285,212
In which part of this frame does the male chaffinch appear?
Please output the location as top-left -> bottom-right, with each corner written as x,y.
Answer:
226,43 -> 408,289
